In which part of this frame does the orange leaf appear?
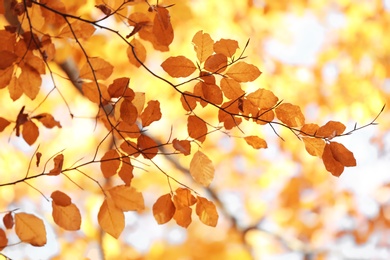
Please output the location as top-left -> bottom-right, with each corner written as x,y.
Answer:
204,53 -> 227,73
201,82 -> 223,105
153,7 -> 174,46
52,201 -> 81,231
302,137 -> 325,157
213,38 -> 239,58
32,113 -> 61,128
118,157 -> 133,186
98,198 -> 125,239
172,139 -> 191,156
153,193 -> 176,225
173,207 -> 192,228
108,185 -> 145,212
196,197 -> 218,227
244,136 -> 268,149
137,134 -> 158,159
22,120 -> 39,145
36,152 -> 42,167
3,212 -> 14,229
51,190 -> 71,207
120,140 -> 139,157
275,103 -> 305,127
116,121 -> 140,139
255,109 -> 275,125
120,99 -> 138,125
0,229 -> 7,251
187,115 -> 207,143
322,143 -> 344,177
330,142 -> 356,167
192,30 -> 214,64
161,56 -> 197,78
300,123 -> 320,136
82,82 -> 110,104
317,121 -> 346,138
100,149 -> 120,178
0,50 -> 17,69
140,100 -> 162,127
0,117 -> 10,132
173,188 -> 197,209
48,154 -> 64,176
108,77 -> 131,98
79,57 -> 113,80
220,78 -> 245,100
226,62 -> 261,82
246,88 -> 278,109
95,4 -> 111,15
132,92 -> 145,115
8,75 -> 23,101
190,151 -> 215,187
180,92 -> 197,111
59,20 -> 95,40
0,66 -> 14,89
19,65 -> 41,100
15,213 -> 47,246
219,100 -> 242,130
127,39 -> 146,68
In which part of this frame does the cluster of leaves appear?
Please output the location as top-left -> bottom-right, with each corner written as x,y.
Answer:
0,0 -> 383,255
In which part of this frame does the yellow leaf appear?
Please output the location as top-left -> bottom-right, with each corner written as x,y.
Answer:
302,137 -> 325,157
196,197 -> 218,227
192,30 -> 214,64
98,198 -> 124,239
52,202 -> 81,231
15,213 -> 47,246
108,185 -> 145,212
153,193 -> 176,225
161,56 -> 197,78
226,62 -> 261,82
190,151 -> 215,187
275,103 -> 305,127
244,136 -> 268,149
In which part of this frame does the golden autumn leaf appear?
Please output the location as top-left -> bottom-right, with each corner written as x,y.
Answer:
120,99 -> 138,125
98,198 -> 125,239
59,20 -> 96,40
204,53 -> 227,73
0,50 -> 17,69
322,143 -> 344,177
107,77 -> 131,98
0,117 -> 10,132
246,88 -> 278,109
137,134 -> 158,159
0,229 -> 7,251
3,212 -> 14,229
0,66 -> 14,89
82,82 -> 110,104
100,149 -> 120,178
330,142 -> 356,167
196,196 -> 218,227
302,137 -> 325,157
32,113 -> 61,128
213,38 -> 239,58
48,154 -> 64,176
317,121 -> 346,138
172,138 -> 191,156
19,65 -> 41,100
108,185 -> 145,211
22,120 -> 39,145
173,207 -> 192,228
255,109 -> 275,125
127,39 -> 147,68
79,57 -> 113,80
189,151 -> 215,187
173,188 -> 197,209
8,75 -> 23,101
39,0 -> 66,27
226,62 -> 261,82
15,213 -> 47,246
51,190 -> 71,207
187,115 -> 208,143
220,78 -> 245,100
180,92 -> 197,111
153,7 -> 174,47
140,100 -> 162,127
300,123 -> 320,136
132,92 -> 145,115
161,56 -> 197,78
153,193 -> 176,225
275,103 -> 305,127
118,157 -> 134,186
200,82 -> 223,105
52,201 -> 81,231
192,30 -> 214,64
244,136 -> 268,149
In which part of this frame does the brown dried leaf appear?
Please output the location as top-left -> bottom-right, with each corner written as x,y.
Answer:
161,56 -> 197,78
108,77 -> 131,98
0,228 -> 7,251
187,115 -> 207,143
140,100 -> 162,127
0,66 -> 14,89
19,65 -> 41,100
22,120 -> 39,145
48,154 -> 64,176
180,92 -> 197,111
190,151 -> 215,187
3,212 -> 14,229
153,7 -> 174,47
36,152 -> 42,167
153,193 -> 176,225
0,50 -> 17,70
82,82 -> 110,104
244,136 -> 268,149
226,62 -> 261,82
317,121 -> 346,138
8,76 -> 23,101
120,140 -> 139,157
32,113 -> 61,128
201,82 -> 223,105
51,190 -> 71,207
15,213 -> 47,246
192,30 -> 214,64
322,143 -> 344,177
120,99 -> 138,125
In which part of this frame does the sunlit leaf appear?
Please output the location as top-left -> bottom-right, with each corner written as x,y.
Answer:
59,20 -> 95,40
226,62 -> 261,82
246,88 -> 278,109
275,103 -> 305,127
0,66 -> 14,89
118,157 -> 134,186
100,149 -> 120,178
192,30 -> 214,64
82,82 -> 110,104
173,188 -> 197,209
79,57 -> 113,80
300,123 -> 320,136
330,142 -> 356,167
161,56 -> 197,78
140,100 -> 162,127
244,136 -> 268,149
48,154 -> 64,176
322,143 -> 344,177
172,139 -> 191,156
204,53 -> 227,73
19,65 -> 41,100
22,120 -> 39,145
108,77 -> 131,98
132,92 -> 146,115
127,39 -> 147,68
137,134 -> 158,159
0,117 -> 10,132
120,99 -> 138,125
32,113 -> 61,129
196,196 -> 218,227
52,201 -> 81,231
98,198 -> 125,239
187,115 -> 207,143
153,193 -> 176,225
201,82 -> 223,105
213,38 -> 239,58
173,207 -> 192,228
302,137 -> 325,157
15,213 -> 47,246
190,151 -> 215,187
180,92 -> 197,111
108,185 -> 145,211
153,7 -> 174,46
220,78 -> 245,100
0,50 -> 17,69
317,121 -> 346,138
